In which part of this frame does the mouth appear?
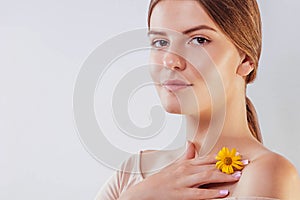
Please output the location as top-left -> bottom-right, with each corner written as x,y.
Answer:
161,79 -> 193,92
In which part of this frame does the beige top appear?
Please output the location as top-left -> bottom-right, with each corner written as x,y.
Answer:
95,151 -> 279,200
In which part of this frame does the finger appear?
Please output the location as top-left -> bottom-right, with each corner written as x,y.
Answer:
180,188 -> 229,200
177,141 -> 196,162
179,166 -> 241,187
190,155 -> 217,166
185,141 -> 196,160
174,163 -> 215,176
204,170 -> 242,185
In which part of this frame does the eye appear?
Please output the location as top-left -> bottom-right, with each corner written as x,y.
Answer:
151,39 -> 169,48
189,36 -> 210,46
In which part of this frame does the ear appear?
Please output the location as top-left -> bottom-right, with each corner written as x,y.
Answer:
236,54 -> 254,77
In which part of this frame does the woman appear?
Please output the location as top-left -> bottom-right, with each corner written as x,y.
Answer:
97,0 -> 300,199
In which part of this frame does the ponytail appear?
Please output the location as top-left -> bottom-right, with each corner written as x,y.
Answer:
246,96 -> 263,143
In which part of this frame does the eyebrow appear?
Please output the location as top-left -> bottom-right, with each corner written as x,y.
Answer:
147,25 -> 217,36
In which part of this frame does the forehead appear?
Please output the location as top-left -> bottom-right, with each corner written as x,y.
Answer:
150,0 -> 218,33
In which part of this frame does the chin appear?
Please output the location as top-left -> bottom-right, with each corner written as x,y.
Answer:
162,103 -> 183,114
157,87 -> 200,115
161,99 -> 196,115
159,92 -> 184,114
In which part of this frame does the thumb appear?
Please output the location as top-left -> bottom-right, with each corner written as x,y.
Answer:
184,141 -> 196,160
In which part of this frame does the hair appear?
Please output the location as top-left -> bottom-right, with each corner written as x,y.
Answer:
148,0 -> 263,143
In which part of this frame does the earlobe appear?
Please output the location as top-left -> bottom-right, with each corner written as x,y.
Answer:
237,55 -> 254,77
237,63 -> 254,76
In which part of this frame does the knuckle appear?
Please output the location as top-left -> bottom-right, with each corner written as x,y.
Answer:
173,177 -> 182,187
175,164 -> 189,174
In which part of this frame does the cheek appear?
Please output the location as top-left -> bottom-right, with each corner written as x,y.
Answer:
149,51 -> 164,82
206,44 -> 241,88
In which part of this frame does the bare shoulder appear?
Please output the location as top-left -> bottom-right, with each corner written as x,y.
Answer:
234,150 -> 300,199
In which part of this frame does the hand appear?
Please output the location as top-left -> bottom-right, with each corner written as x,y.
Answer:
118,142 -> 242,200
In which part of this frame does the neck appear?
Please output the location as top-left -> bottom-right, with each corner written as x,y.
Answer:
185,93 -> 255,157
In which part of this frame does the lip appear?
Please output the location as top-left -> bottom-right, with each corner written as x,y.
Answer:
161,79 -> 193,92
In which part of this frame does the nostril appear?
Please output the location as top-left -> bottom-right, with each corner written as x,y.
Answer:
162,53 -> 186,71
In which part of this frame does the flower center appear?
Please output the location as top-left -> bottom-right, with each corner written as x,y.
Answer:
224,157 -> 232,165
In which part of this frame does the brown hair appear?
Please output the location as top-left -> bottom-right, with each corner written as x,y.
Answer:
148,0 -> 263,143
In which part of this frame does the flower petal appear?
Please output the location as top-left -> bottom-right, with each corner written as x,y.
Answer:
216,155 -> 222,160
232,163 -> 243,170
232,155 -> 241,161
231,148 -> 237,157
234,161 -> 244,166
221,165 -> 227,173
228,166 -> 234,174
215,147 -> 245,175
225,147 -> 230,156
216,161 -> 223,169
219,148 -> 226,157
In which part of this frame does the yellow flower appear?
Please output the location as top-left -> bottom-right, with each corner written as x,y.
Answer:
215,147 -> 244,174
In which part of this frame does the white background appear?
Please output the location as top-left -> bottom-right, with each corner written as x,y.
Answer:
1,0 -> 300,199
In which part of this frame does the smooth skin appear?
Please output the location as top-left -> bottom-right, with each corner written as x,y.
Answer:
119,1 -> 300,199
119,142 -> 241,200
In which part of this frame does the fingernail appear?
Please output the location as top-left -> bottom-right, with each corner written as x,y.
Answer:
219,190 -> 229,196
232,171 -> 242,179
242,159 -> 249,165
235,152 -> 240,156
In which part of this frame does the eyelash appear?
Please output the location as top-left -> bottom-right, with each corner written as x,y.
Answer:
189,36 -> 211,46
150,36 -> 210,49
151,39 -> 169,48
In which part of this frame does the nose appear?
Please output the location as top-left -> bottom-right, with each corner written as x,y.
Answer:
162,51 -> 186,71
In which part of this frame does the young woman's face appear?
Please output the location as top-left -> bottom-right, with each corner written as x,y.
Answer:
148,0 -> 243,115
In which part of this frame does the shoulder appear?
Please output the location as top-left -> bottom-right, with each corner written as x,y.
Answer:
95,153 -> 142,200
120,153 -> 140,173
234,150 -> 300,199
